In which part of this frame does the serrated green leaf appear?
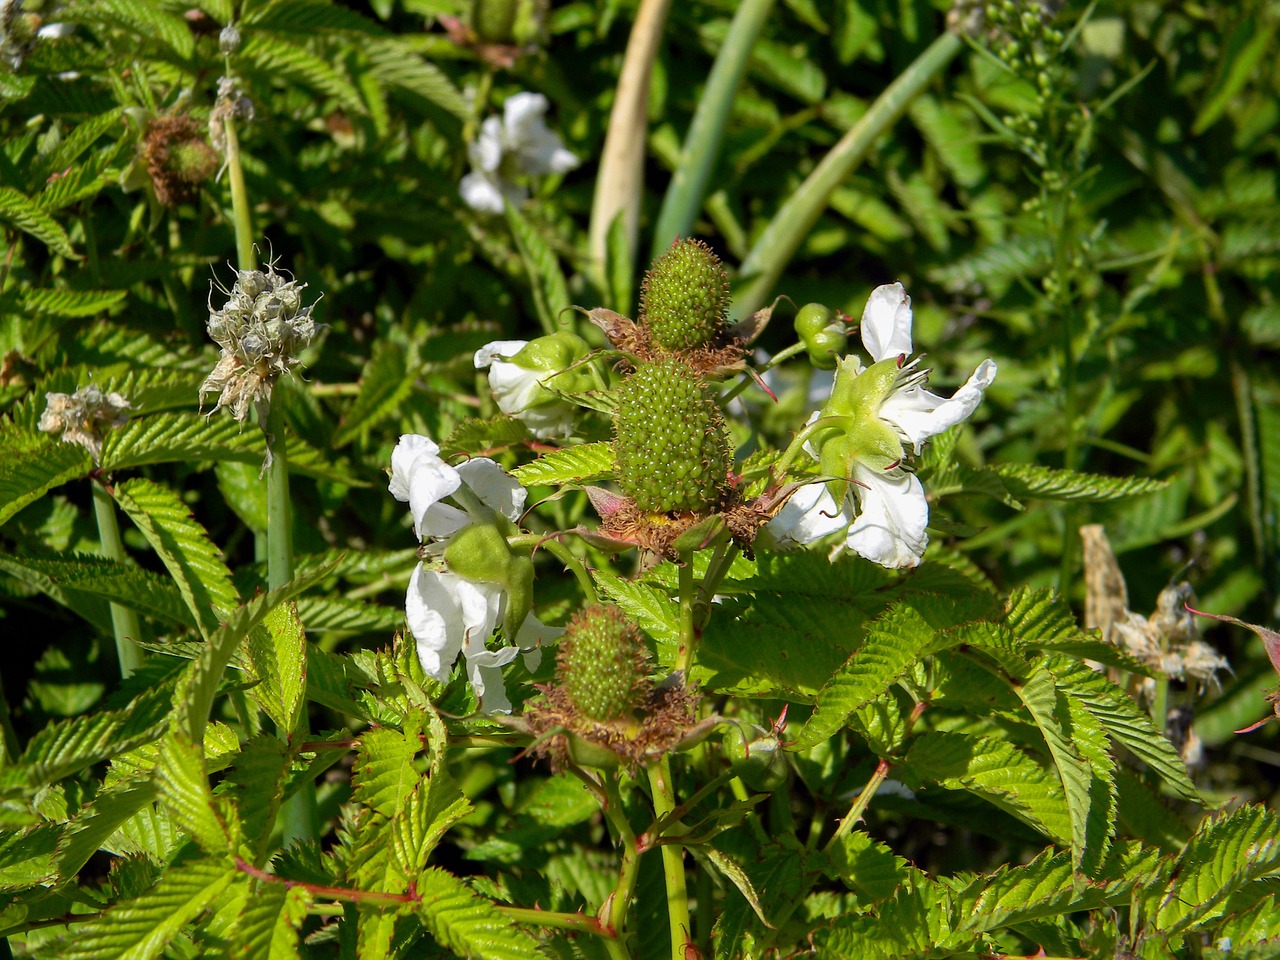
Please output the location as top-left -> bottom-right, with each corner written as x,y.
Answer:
170,556 -> 342,743
0,552 -> 195,629
113,477 -> 239,637
1046,656 -> 1200,804
795,604 -> 944,750
1150,805 -> 1280,935
991,463 -> 1167,503
0,823 -> 61,891
0,185 -> 76,257
235,879 -> 311,960
1004,587 -> 1078,643
415,867 -> 543,960
157,732 -> 233,854
8,287 -> 127,317
389,773 -> 472,880
332,341 -> 415,448
505,202 -> 570,337
1016,662 -> 1114,874
439,416 -> 532,457
593,569 -> 679,649
16,682 -> 172,789
352,723 -> 423,818
100,412 -> 260,472
243,602 -> 307,735
40,108 -> 125,179
901,731 -> 1071,843
57,0 -> 194,58
240,34 -> 364,113
0,429 -> 92,527
0,550 -> 112,634
62,855 -> 237,960
510,441 -> 615,486
224,736 -> 290,862
367,39 -> 468,120
823,832 -> 913,903
243,0 -> 386,34
55,778 -> 158,880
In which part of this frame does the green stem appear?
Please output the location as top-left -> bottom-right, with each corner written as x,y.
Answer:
647,756 -> 690,960
600,774 -> 638,960
824,756 -> 891,852
772,415 -> 846,477
675,551 -> 696,675
512,535 -> 598,603
223,116 -> 255,271
650,0 -> 776,256
731,31 -> 963,319
92,479 -> 144,679
719,341 -> 806,406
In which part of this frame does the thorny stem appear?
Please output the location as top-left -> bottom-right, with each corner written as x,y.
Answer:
512,534 -> 599,604
91,477 -> 145,678
236,858 -> 416,905
648,756 -> 691,960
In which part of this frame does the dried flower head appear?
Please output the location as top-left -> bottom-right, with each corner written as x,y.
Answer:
200,260 -> 317,451
38,384 -> 130,464
209,76 -> 254,155
140,114 -> 219,207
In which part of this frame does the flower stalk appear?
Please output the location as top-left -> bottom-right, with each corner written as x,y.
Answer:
92,479 -> 145,679
648,755 -> 691,960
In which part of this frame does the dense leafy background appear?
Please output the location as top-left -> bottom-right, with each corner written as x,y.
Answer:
2,0 -> 1280,957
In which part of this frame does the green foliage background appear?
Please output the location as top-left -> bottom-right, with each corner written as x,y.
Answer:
1,0 -> 1280,957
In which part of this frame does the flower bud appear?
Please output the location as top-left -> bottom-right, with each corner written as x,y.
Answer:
794,303 -> 847,369
722,724 -> 788,792
219,23 -> 241,55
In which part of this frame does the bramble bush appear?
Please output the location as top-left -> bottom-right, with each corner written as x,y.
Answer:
2,1 -> 1280,958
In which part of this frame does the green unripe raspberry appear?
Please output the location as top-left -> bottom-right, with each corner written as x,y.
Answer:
558,606 -> 649,722
640,238 -> 730,352
613,357 -> 732,513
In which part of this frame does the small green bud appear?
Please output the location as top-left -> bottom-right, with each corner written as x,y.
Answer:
722,724 -> 788,792
557,606 -> 650,723
511,331 -> 595,395
794,303 -> 847,369
640,238 -> 730,352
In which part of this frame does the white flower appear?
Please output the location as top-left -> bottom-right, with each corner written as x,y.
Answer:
405,566 -> 557,714
390,434 -> 559,713
474,338 -> 581,439
765,282 -> 996,569
459,92 -> 579,214
389,433 -> 525,541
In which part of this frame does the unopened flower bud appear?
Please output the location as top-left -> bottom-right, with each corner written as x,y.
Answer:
723,724 -> 788,792
794,303 -> 847,369
219,23 -> 241,54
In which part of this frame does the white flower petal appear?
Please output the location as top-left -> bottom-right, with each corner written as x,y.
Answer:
406,565 -> 466,683
860,282 -> 914,363
466,657 -> 513,714
419,501 -> 471,541
486,360 -> 545,415
460,170 -> 507,215
763,481 -> 851,549
503,92 -> 550,143
456,458 -> 527,521
388,434 -> 441,502
474,339 -> 529,370
470,116 -> 505,172
879,358 -> 997,454
514,613 -> 562,668
406,456 -> 463,539
842,467 -> 929,569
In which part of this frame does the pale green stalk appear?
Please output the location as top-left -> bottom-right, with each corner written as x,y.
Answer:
223,107 -> 318,844
92,480 -> 144,678
600,774 -> 639,960
731,32 -> 963,319
650,0 -> 776,257
588,0 -> 672,283
675,552 -> 696,674
647,756 -> 690,960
